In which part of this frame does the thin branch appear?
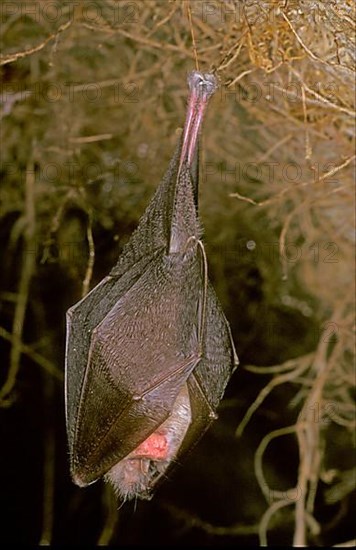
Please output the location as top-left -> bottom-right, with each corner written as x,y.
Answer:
226,69 -> 255,88
97,485 -> 119,545
82,23 -> 197,61
281,11 -> 354,75
0,326 -> 63,382
69,134 -> 113,144
236,360 -> 311,437
0,160 -> 36,405
185,1 -> 199,71
290,67 -> 356,117
256,134 -> 293,163
233,154 -> 354,209
146,3 -> 180,38
245,354 -> 314,375
229,191 -> 259,205
0,20 -> 72,66
254,424 -> 300,502
301,85 -> 312,160
216,33 -> 247,72
39,375 -> 56,545
163,502 -> 260,536
81,216 -> 95,298
259,498 -> 294,546
293,317 -> 343,545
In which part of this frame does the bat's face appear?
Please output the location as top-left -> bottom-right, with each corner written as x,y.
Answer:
104,384 -> 191,500
65,72 -> 238,501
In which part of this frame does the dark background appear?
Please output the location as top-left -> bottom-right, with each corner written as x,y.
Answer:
0,1 -> 355,546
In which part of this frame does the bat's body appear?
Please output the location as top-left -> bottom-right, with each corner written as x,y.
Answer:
65,72 -> 238,500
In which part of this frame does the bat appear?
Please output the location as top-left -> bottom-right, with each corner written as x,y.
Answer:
65,71 -> 238,501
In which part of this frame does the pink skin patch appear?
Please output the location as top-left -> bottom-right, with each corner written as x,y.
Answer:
131,432 -> 169,460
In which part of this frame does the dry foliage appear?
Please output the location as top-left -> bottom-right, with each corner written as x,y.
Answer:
0,0 -> 354,546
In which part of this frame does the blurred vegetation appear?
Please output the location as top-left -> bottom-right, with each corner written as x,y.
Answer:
0,0 -> 355,546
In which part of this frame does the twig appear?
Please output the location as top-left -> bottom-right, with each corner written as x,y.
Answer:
162,502 -> 260,536
236,359 -> 311,436
185,1 -> 199,71
69,134 -> 113,144
280,11 -> 354,75
39,374 -> 56,545
229,191 -> 259,205
256,134 -> 293,163
269,82 -> 355,117
254,424 -> 300,502
289,67 -> 356,117
259,498 -> 294,546
97,485 -> 119,545
82,23 -> 197,61
81,216 -> 95,298
226,69 -> 255,88
245,354 -> 314,374
301,85 -> 312,160
293,317 -> 343,545
279,199 -> 309,280
0,326 -> 63,382
146,3 -> 179,38
0,20 -> 72,66
0,160 -> 36,405
216,33 -> 247,72
250,154 -> 355,208
41,190 -> 78,265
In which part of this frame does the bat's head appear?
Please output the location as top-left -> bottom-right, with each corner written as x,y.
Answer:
103,384 -> 192,501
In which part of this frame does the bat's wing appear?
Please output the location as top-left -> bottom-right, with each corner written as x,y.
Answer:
194,283 -> 239,410
169,282 -> 238,466
65,253 -> 157,453
69,251 -> 203,486
65,145 -> 200,462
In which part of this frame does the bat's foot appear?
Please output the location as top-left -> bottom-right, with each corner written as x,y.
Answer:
188,71 -> 218,100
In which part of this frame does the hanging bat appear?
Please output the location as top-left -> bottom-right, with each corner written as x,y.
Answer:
65,71 -> 238,501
